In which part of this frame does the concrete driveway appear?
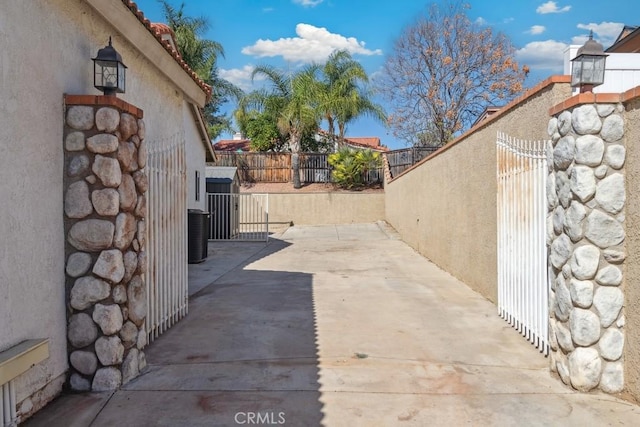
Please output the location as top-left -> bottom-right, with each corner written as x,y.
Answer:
26,222 -> 640,426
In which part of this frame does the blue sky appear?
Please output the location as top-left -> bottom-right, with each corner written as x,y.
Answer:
134,0 -> 637,149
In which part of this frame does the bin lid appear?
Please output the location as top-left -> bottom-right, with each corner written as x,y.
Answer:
205,166 -> 238,184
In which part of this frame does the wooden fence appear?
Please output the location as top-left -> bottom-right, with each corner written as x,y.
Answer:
385,147 -> 439,178
214,152 -> 381,185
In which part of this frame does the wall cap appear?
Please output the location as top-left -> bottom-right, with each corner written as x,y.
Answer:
64,95 -> 144,119
549,84 -> 640,116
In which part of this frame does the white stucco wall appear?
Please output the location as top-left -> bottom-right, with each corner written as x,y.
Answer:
183,102 -> 207,211
0,0 -> 207,416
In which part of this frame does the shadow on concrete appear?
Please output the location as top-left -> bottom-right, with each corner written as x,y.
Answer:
120,238 -> 323,426
25,238 -> 324,426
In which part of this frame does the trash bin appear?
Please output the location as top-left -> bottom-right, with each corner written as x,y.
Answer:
188,209 -> 209,263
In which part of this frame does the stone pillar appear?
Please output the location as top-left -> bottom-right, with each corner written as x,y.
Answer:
547,103 -> 626,393
63,95 -> 148,391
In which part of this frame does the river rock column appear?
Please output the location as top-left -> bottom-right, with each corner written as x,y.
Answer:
547,103 -> 626,394
63,96 -> 148,391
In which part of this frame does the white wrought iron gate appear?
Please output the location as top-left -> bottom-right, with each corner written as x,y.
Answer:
207,193 -> 269,242
496,132 -> 549,355
146,133 -> 188,343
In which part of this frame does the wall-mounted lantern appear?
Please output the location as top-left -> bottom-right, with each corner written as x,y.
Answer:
571,31 -> 608,93
92,37 -> 127,96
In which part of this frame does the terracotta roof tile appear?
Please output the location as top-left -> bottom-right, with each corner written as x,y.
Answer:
121,1 -> 212,101
214,140 -> 251,151
344,137 -> 384,150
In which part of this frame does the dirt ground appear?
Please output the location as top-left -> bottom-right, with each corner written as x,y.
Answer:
239,182 -> 384,193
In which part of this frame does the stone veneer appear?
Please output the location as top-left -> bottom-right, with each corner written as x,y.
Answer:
63,99 -> 148,391
547,103 -> 626,393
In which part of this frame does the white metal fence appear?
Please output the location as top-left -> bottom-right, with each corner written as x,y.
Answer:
146,133 -> 188,343
1,382 -> 16,427
207,193 -> 269,242
496,132 -> 549,355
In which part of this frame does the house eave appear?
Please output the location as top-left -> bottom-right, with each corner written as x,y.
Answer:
190,103 -> 216,162
85,0 -> 208,107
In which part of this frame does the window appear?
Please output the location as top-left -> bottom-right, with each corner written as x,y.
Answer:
195,170 -> 200,201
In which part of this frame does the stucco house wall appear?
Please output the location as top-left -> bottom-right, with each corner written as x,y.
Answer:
183,102 -> 208,211
0,0 -> 211,419
384,77 -> 572,302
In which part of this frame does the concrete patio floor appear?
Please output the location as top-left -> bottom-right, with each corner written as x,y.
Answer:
25,222 -> 640,426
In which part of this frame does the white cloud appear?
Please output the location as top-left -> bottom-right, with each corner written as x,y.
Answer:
503,17 -> 514,24
262,7 -> 274,13
241,23 -> 382,63
577,22 -> 624,47
219,65 -> 263,91
571,35 -> 589,45
475,17 -> 487,26
528,25 -> 546,35
292,0 -> 323,7
536,1 -> 571,14
516,40 -> 568,71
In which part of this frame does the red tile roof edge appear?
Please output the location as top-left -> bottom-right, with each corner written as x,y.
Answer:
214,140 -> 252,151
121,1 -> 212,102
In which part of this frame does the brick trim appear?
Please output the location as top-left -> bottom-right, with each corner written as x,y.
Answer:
548,84 -> 640,116
64,94 -> 144,119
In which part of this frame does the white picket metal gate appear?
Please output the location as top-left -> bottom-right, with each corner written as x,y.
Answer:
1,382 -> 16,427
496,132 -> 549,355
146,133 -> 189,343
207,193 -> 269,242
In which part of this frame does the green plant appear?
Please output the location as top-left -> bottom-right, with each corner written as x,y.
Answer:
328,148 -> 382,189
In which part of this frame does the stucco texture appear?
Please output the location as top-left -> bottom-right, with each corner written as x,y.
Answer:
183,101 -> 207,211
0,0 -> 207,414
624,98 -> 640,400
385,81 -> 571,302
266,193 -> 385,225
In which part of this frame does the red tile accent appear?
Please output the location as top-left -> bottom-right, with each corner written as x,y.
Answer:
119,0 -> 212,101
64,94 -> 144,119
622,85 -> 640,103
548,91 -> 630,116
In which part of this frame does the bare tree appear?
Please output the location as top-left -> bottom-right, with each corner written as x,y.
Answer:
378,2 -> 528,147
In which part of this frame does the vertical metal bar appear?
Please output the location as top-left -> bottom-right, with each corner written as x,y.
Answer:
9,380 -> 16,425
527,139 -> 533,342
1,383 -> 5,427
170,137 -> 175,324
542,141 -> 550,355
265,194 -> 269,242
534,139 -> 540,349
497,132 -> 503,318
507,135 -> 513,326
181,139 -> 188,317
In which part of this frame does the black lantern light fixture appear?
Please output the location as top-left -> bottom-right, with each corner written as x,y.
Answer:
92,37 -> 127,96
571,31 -> 608,93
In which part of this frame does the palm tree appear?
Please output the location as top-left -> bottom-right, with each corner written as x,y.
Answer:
318,50 -> 387,148
159,1 -> 242,139
247,65 -> 322,188
159,1 -> 223,81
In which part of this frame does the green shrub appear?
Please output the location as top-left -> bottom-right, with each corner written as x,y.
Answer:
328,148 -> 382,189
